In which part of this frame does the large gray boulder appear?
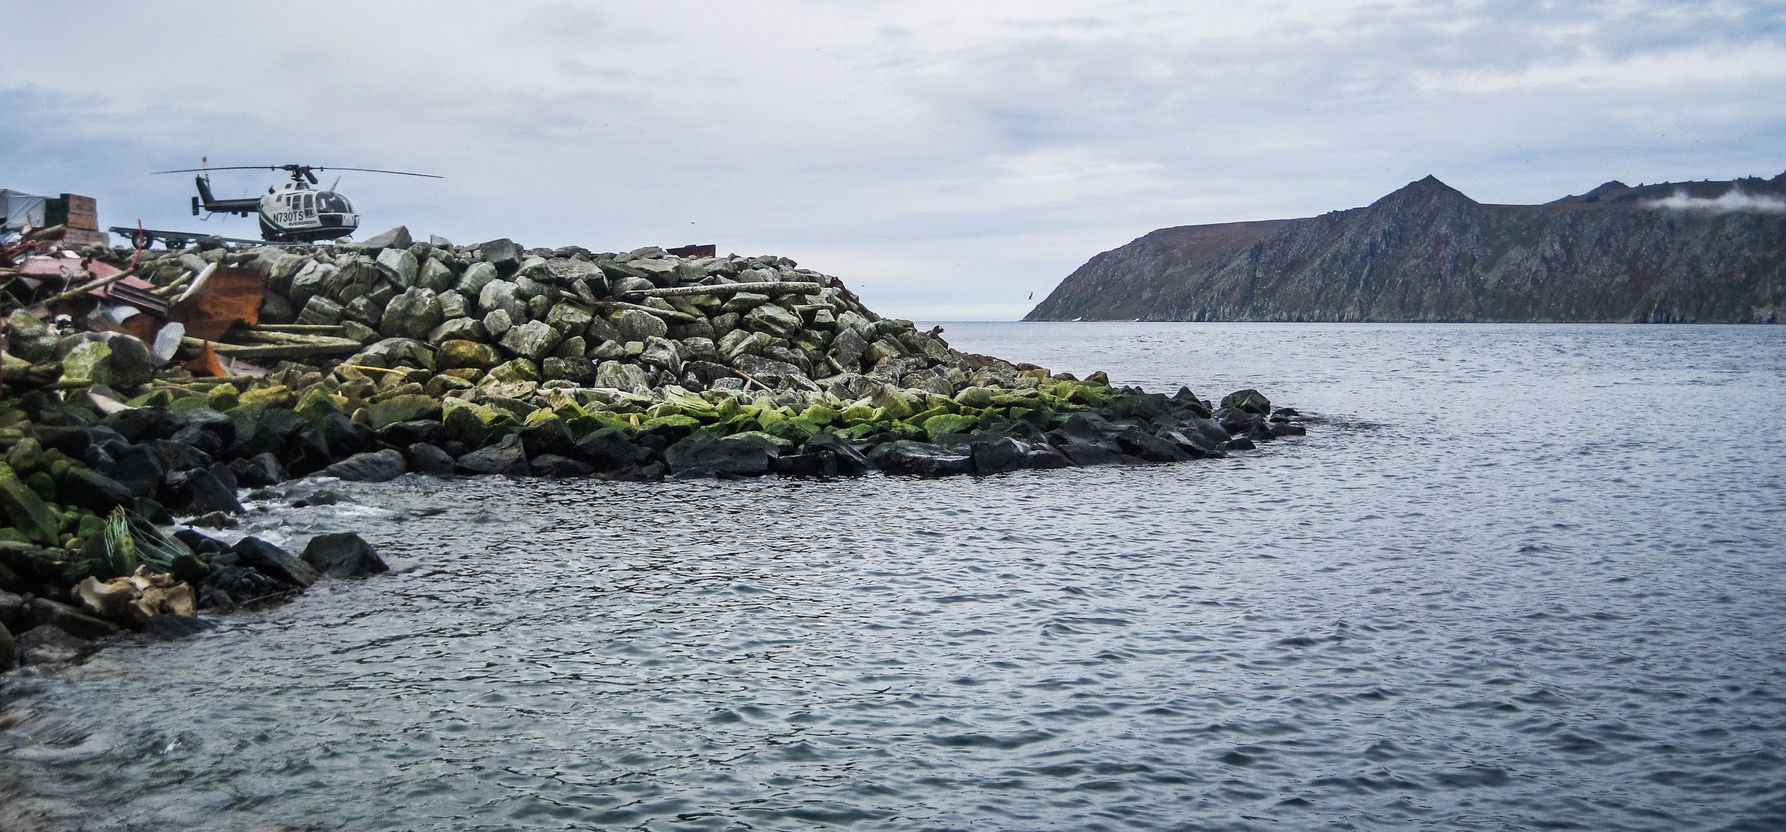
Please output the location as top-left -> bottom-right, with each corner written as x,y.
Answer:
375,247 -> 419,286
458,261 -> 499,296
478,279 -> 528,322
500,320 -> 562,361
612,309 -> 668,342
745,303 -> 802,338
379,287 -> 444,339
594,360 -> 652,393
361,226 -> 413,250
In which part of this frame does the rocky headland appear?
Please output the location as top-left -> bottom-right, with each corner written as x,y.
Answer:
1026,172 -> 1786,323
0,229 -> 1304,671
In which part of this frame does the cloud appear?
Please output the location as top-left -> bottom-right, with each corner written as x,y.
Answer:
1643,188 -> 1786,214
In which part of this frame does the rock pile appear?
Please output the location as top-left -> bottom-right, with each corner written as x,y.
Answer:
0,228 -> 1305,669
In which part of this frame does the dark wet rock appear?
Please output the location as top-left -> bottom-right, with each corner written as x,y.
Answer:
867,440 -> 973,476
1113,428 -> 1190,463
665,431 -> 786,477
378,419 -> 451,448
1222,390 -> 1271,415
530,453 -> 594,478
407,443 -> 457,476
154,438 -> 214,474
139,614 -> 215,640
0,619 -> 14,670
477,238 -> 522,275
969,436 -> 1031,475
300,532 -> 388,579
769,451 -> 838,477
228,537 -> 317,589
322,449 -> 409,483
456,434 -> 529,476
1270,421 -> 1307,437
1057,439 -> 1126,467
16,624 -> 89,665
229,452 -> 284,488
0,589 -> 27,635
108,442 -> 167,497
572,429 -> 652,472
186,511 -> 239,529
102,407 -> 182,442
804,433 -> 872,475
163,467 -> 243,515
52,465 -> 137,513
30,598 -> 121,640
173,528 -> 229,556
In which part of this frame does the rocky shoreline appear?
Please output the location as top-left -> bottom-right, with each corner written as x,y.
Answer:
0,229 -> 1304,673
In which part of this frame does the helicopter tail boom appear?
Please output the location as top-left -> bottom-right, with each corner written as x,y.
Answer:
192,175 -> 258,217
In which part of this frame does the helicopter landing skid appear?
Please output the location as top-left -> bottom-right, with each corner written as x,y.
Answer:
108,226 -> 334,250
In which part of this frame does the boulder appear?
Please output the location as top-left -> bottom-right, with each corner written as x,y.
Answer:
15,625 -> 88,666
229,536 -> 318,588
866,440 -> 973,476
361,226 -> 413,250
0,620 -> 13,670
499,320 -> 562,361
477,238 -> 522,275
478,279 -> 528,322
455,434 -> 529,476
163,467 -> 244,515
322,449 -> 408,483
52,465 -> 137,513
59,332 -> 154,389
379,286 -> 444,339
458,261 -> 499,295
417,257 -> 457,293
612,308 -> 668,342
594,360 -> 652,393
30,597 -> 121,640
1221,389 -> 1272,415
407,442 -> 456,476
5,310 -> 58,362
438,338 -> 501,371
300,532 -> 388,578
665,431 -> 787,477
426,316 -> 485,345
530,453 -> 595,478
375,246 -> 419,285
744,303 -> 803,338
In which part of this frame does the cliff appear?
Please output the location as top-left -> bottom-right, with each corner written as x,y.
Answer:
1025,173 -> 1786,323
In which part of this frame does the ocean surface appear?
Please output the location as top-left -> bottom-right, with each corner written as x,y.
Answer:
2,322 -> 1784,831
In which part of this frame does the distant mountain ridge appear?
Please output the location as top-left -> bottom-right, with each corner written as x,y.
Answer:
1024,172 -> 1786,323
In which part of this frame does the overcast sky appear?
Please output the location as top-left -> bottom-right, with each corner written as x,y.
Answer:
3,1 -> 1781,319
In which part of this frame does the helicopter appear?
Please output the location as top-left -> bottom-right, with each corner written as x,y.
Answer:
152,163 -> 441,243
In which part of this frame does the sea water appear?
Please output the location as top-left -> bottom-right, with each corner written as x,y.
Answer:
2,323 -> 1782,831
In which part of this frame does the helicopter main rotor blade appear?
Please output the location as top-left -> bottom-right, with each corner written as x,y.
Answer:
151,166 -> 282,174
312,167 -> 444,179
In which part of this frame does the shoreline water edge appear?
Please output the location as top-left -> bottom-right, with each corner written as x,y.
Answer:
0,229 -> 1305,673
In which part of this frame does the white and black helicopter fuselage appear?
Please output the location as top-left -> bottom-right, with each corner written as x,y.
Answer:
159,163 -> 439,243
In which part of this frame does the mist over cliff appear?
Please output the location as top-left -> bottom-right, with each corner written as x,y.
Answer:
1025,173 -> 1786,323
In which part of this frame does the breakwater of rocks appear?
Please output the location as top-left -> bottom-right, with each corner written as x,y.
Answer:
0,228 -> 1304,671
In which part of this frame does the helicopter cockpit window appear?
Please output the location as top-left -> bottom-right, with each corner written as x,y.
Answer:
317,192 -> 352,213
302,194 -> 314,213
